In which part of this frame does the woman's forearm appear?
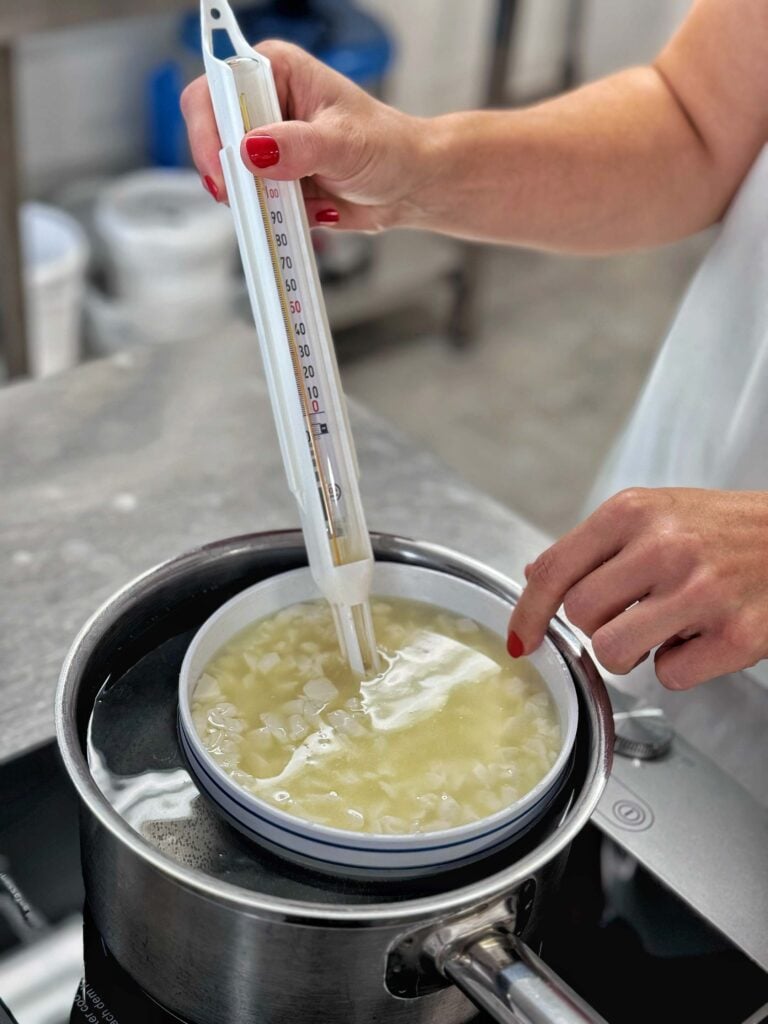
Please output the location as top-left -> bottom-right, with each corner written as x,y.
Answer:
405,68 -> 724,253
403,0 -> 768,253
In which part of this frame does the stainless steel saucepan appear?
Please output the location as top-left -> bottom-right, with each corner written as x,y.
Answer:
56,531 -> 614,1024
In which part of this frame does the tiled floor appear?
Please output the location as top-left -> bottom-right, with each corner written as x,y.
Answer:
339,232 -> 710,538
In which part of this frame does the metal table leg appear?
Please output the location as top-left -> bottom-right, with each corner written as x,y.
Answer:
0,43 -> 29,379
449,0 -> 521,350
448,0 -> 586,350
562,0 -> 587,92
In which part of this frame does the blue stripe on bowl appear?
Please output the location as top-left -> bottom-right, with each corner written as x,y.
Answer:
211,793 -> 527,873
179,714 -> 557,855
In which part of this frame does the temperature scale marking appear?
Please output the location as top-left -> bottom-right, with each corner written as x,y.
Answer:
238,90 -> 345,567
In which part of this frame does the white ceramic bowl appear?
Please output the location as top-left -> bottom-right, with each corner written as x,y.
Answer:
178,563 -> 579,878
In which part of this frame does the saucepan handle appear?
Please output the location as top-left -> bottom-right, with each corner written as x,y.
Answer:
440,925 -> 609,1024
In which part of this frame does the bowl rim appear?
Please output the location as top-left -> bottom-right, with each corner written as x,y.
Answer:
177,562 -> 579,852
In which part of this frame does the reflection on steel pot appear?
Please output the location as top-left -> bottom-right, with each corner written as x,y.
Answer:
56,532 -> 613,1024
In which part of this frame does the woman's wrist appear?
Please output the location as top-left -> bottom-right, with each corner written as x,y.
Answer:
391,112 -> 468,231
393,111 -> 505,236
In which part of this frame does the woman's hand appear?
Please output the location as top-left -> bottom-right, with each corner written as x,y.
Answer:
180,40 -> 431,231
507,488 -> 768,690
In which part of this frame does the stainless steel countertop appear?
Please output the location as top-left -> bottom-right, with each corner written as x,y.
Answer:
0,326 -> 546,765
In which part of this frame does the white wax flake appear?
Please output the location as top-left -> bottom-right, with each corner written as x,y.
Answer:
207,704 -> 244,732
326,709 -> 367,738
260,712 -> 288,742
523,736 -> 549,760
303,677 -> 338,702
302,699 -> 323,723
274,605 -> 306,627
195,673 -> 222,701
503,677 -> 527,699
280,699 -> 306,716
423,770 -> 446,789
287,714 -> 309,741
11,550 -> 33,567
345,809 -> 365,830
257,653 -> 281,674
378,815 -> 408,835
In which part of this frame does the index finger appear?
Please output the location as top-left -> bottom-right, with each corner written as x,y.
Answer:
508,507 -> 625,656
180,75 -> 226,199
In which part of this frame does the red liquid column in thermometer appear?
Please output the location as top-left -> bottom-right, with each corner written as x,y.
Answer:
261,177 -> 352,554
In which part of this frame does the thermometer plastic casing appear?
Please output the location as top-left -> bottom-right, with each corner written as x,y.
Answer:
201,1 -> 377,676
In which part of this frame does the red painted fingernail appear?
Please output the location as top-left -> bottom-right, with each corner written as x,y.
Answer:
315,208 -> 340,224
507,630 -> 525,658
202,175 -> 219,200
245,134 -> 280,169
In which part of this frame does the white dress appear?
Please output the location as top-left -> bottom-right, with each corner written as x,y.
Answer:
585,146 -> 768,806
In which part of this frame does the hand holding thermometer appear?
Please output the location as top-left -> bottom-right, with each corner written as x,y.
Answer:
201,1 -> 379,677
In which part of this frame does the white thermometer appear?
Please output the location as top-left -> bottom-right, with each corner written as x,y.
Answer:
201,0 -> 378,676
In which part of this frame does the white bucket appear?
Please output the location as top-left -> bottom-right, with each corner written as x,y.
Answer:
94,169 -> 237,343
21,203 -> 89,378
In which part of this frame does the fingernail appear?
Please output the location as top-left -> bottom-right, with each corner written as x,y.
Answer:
245,134 -> 280,169
507,630 -> 525,659
202,175 -> 219,200
315,208 -> 340,224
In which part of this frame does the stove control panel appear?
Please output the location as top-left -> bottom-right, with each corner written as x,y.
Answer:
594,686 -> 768,973
613,707 -> 674,760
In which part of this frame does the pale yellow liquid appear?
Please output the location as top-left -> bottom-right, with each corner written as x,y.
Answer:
192,598 -> 561,835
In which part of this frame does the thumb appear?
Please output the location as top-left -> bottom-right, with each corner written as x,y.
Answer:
240,119 -> 350,182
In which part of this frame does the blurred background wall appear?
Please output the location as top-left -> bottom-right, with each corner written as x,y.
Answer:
16,16 -> 181,195
14,0 -> 694,197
